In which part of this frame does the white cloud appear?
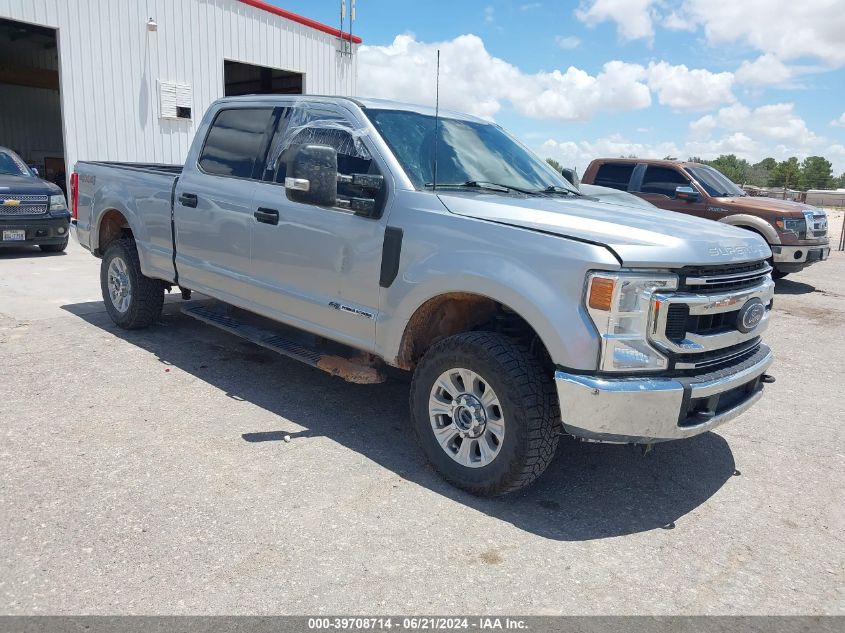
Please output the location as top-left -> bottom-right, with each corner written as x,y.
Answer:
682,0 -> 845,68
690,103 -> 822,147
575,0 -> 656,42
645,61 -> 735,110
520,2 -> 542,10
734,54 -> 793,86
831,113 -> 845,128
484,5 -> 495,23
555,35 -> 581,50
357,34 -> 652,121
541,134 -> 681,174
663,11 -> 696,31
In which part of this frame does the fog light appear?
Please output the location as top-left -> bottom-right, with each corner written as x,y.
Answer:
57,227 -> 66,235
793,250 -> 802,260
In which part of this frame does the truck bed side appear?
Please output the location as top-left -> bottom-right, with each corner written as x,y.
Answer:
74,161 -> 182,283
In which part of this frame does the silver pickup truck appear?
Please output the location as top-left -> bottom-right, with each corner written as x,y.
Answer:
72,96 -> 775,495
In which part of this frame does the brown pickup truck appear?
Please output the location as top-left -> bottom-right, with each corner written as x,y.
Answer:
581,158 -> 830,278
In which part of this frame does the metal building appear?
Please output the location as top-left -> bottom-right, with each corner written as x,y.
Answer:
0,0 -> 360,189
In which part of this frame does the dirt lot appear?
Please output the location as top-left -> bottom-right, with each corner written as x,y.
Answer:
1,213 -> 843,615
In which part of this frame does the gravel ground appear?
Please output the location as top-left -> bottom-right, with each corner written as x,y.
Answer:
0,217 -> 843,615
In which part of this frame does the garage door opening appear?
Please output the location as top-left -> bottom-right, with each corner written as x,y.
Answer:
0,18 -> 65,192
224,60 -> 303,96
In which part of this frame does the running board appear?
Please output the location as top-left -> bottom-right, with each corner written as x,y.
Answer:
182,302 -> 386,384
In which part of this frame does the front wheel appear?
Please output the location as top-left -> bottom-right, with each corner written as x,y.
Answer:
39,238 -> 68,253
100,238 -> 164,329
410,332 -> 560,496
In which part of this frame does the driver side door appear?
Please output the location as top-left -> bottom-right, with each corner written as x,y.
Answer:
634,164 -> 707,218
249,105 -> 391,352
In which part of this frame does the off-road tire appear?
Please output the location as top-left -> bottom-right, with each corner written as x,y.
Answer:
100,238 -> 164,329
39,238 -> 68,253
410,331 -> 560,496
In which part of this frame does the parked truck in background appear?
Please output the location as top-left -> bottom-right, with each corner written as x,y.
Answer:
581,158 -> 830,278
71,96 -> 776,495
0,146 -> 70,252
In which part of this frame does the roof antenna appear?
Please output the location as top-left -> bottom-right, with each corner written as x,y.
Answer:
432,49 -> 441,191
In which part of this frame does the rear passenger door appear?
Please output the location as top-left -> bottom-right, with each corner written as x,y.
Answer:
634,164 -> 707,217
174,106 -> 276,302
249,105 -> 391,352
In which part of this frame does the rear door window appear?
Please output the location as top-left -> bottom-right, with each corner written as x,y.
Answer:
198,108 -> 275,179
640,165 -> 690,197
593,162 -> 635,191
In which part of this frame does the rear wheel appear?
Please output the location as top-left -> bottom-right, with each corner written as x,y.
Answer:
100,238 -> 164,329
410,332 -> 559,496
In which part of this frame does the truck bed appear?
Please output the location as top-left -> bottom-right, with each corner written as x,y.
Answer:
73,160 -> 182,284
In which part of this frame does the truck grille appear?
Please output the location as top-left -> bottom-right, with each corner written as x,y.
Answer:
0,194 -> 48,215
809,213 -> 828,238
651,261 -> 774,371
676,260 -> 771,294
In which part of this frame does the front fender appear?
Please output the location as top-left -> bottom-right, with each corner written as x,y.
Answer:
375,191 -> 620,371
718,214 -> 779,245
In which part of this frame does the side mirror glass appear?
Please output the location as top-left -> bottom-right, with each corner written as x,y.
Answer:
286,144 -> 338,207
675,185 -> 699,202
30,167 -> 40,177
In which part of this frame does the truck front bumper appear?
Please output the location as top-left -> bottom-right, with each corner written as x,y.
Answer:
0,212 -> 71,247
771,243 -> 830,272
555,344 -> 773,444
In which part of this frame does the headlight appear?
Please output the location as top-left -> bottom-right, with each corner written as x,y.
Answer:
585,272 -> 678,372
49,194 -> 67,211
775,216 -> 807,239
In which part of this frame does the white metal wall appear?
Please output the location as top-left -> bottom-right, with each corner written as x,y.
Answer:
0,0 -> 357,176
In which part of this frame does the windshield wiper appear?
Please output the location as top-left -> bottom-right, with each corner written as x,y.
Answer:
535,185 -> 579,196
426,180 -> 538,195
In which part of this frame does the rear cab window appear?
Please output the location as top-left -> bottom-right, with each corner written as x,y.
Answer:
593,162 -> 635,191
198,108 -> 276,179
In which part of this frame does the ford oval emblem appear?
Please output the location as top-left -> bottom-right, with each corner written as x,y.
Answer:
737,298 -> 766,333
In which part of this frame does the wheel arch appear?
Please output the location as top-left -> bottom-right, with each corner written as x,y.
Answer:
718,214 -> 780,245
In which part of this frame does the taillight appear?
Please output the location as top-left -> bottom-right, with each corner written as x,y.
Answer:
70,172 -> 79,220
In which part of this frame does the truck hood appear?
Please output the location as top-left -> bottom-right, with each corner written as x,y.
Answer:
438,191 -> 772,268
712,195 -> 821,216
0,175 -> 62,196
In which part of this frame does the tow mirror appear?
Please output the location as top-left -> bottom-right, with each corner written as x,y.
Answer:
675,185 -> 699,202
286,144 -> 338,207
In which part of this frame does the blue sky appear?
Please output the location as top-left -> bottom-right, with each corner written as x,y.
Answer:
272,0 -> 845,175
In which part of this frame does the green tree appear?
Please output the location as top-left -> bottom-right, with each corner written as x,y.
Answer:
545,158 -> 563,173
708,154 -> 751,184
800,156 -> 833,190
747,158 -> 776,187
768,157 -> 801,189
835,172 -> 845,188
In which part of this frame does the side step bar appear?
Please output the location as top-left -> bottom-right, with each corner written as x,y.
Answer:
182,302 -> 386,384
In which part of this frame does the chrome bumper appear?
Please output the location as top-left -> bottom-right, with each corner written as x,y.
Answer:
555,345 -> 773,444
772,244 -> 830,264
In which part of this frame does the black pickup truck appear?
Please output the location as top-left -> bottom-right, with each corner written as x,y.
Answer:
0,146 -> 70,253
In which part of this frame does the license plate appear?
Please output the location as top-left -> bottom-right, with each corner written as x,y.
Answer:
2,230 -> 25,241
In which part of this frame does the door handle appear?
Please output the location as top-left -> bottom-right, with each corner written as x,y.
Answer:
254,207 -> 279,225
178,192 -> 198,208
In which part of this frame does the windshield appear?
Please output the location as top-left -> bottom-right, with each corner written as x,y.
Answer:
0,149 -> 32,177
365,109 -> 578,194
686,165 -> 745,198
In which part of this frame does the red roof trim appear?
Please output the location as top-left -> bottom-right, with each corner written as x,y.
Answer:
238,0 -> 363,44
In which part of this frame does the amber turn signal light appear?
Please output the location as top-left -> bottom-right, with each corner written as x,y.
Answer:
588,277 -> 615,311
